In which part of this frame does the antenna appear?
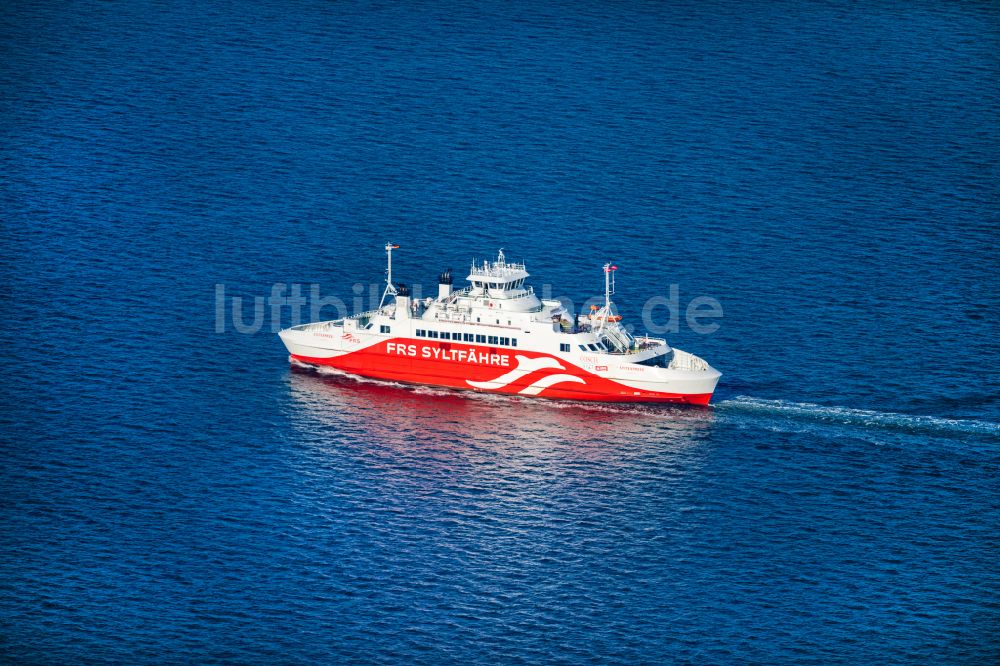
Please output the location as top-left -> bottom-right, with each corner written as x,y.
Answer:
597,262 -> 619,334
379,242 -> 400,309
603,262 -> 617,310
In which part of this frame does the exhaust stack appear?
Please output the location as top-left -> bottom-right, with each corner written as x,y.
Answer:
438,268 -> 453,300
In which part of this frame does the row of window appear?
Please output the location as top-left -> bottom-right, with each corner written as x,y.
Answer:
471,279 -> 524,291
557,342 -> 607,353
382,327 -> 603,355
414,329 -> 518,347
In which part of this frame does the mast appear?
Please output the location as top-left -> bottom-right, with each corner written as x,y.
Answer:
379,242 -> 399,309
603,262 -> 612,311
597,263 -> 615,327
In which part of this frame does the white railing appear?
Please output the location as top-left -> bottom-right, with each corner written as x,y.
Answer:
469,262 -> 527,277
296,320 -> 342,331
669,349 -> 709,372
349,308 -> 384,320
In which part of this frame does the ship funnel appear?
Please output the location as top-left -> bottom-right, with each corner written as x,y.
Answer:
438,268 -> 453,300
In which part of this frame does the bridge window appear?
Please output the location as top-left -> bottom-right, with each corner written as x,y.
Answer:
579,345 -> 588,352
560,343 -> 570,352
588,344 -> 599,352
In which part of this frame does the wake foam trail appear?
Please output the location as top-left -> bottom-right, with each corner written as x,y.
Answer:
291,361 -> 997,437
717,396 -> 1000,438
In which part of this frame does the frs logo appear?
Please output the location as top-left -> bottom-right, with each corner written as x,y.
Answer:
341,333 -> 361,344
467,355 -> 585,396
386,342 -> 510,367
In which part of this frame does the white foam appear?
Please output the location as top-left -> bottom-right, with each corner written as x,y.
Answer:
290,361 -> 997,439
718,396 -> 1000,437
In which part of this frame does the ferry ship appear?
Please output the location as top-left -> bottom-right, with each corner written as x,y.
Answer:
280,245 -> 721,404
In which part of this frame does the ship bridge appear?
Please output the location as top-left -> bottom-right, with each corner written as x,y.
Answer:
466,250 -> 528,286
465,250 -> 532,295
454,249 -> 539,313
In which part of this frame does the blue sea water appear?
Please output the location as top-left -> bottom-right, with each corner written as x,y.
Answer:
1,0 -> 999,662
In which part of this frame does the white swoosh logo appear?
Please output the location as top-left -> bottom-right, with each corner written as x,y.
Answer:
518,374 -> 586,396
466,355 -> 563,390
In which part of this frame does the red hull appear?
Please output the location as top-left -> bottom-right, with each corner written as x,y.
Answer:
291,338 -> 712,405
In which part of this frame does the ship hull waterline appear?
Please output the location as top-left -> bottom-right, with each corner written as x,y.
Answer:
286,338 -> 719,406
